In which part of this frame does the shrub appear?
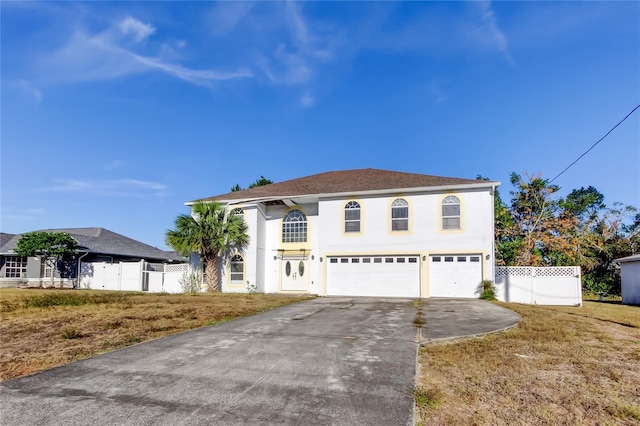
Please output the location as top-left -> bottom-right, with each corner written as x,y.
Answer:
179,268 -> 202,295
479,280 -> 497,301
61,327 -> 82,339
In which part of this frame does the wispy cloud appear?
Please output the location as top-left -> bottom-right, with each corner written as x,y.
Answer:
430,80 -> 448,104
14,80 -> 43,103
103,160 -> 124,170
470,0 -> 514,65
35,178 -> 167,197
119,15 -> 155,43
300,92 -> 315,108
42,16 -> 252,87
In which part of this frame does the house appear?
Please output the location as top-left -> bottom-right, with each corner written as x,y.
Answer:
0,227 -> 185,288
190,168 -> 499,298
615,254 -> 640,306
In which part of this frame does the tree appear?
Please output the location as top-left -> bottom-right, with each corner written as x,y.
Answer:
248,176 -> 273,188
230,176 -> 273,192
166,202 -> 249,292
493,172 -> 638,295
15,232 -> 78,288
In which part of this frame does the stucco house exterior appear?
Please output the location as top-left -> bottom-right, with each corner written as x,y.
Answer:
0,228 -> 185,288
191,168 -> 500,298
615,254 -> 640,306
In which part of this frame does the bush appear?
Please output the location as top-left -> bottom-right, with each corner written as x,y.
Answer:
479,280 -> 497,301
61,327 -> 82,339
179,268 -> 202,295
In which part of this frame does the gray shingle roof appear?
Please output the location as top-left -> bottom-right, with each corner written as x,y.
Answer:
0,233 -> 16,248
615,254 -> 640,263
0,228 -> 184,262
195,168 -> 497,203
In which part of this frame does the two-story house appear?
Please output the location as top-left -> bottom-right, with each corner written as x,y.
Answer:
192,168 -> 499,298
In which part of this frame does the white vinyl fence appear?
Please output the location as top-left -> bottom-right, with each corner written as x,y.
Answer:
494,266 -> 582,306
80,261 -> 195,293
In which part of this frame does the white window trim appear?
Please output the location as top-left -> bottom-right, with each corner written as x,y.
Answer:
344,201 -> 361,233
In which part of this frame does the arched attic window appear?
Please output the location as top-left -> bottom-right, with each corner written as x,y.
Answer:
391,198 -> 409,231
344,201 -> 361,233
442,195 -> 461,230
282,209 -> 307,243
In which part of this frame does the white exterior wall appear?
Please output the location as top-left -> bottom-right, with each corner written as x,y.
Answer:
621,261 -> 640,306
317,188 -> 494,297
217,186 -> 495,298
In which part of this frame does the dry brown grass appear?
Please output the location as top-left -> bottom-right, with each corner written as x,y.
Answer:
416,301 -> 640,426
0,288 -> 312,382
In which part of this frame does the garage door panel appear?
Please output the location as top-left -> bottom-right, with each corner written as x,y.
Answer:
429,254 -> 482,298
327,255 -> 420,298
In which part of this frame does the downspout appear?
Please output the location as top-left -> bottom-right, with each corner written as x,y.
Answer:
76,252 -> 89,289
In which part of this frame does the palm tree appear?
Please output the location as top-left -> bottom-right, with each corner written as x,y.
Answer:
166,202 -> 249,292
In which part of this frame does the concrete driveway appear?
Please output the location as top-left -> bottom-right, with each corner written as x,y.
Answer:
0,297 -> 520,425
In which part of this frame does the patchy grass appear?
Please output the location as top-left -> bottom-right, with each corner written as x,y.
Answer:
0,288 -> 312,381
416,301 -> 640,425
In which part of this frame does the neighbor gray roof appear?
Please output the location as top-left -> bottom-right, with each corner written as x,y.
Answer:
194,168 -> 498,203
0,228 -> 185,262
0,233 -> 16,248
615,254 -> 640,263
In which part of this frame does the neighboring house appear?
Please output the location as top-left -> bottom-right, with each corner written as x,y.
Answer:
0,227 -> 185,288
615,254 -> 640,306
190,168 -> 500,298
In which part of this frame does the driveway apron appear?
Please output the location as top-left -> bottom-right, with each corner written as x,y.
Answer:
0,298 -> 419,425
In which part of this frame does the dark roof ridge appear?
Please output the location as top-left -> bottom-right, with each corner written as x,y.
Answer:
193,168 -> 498,203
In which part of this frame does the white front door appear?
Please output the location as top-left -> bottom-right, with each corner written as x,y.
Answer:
280,257 -> 309,292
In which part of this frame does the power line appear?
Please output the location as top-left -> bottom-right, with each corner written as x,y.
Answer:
549,104 -> 640,184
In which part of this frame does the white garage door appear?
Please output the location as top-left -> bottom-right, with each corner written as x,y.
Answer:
326,255 -> 420,297
429,254 -> 483,298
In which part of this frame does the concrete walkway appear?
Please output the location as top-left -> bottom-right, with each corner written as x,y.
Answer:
0,297 -> 520,425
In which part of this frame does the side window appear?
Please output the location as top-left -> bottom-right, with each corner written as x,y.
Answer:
232,208 -> 244,220
344,201 -> 361,233
230,254 -> 244,284
442,195 -> 461,230
282,209 -> 307,243
391,198 -> 409,231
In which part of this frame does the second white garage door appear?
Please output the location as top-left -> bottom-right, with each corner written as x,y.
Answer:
429,254 -> 483,298
326,255 -> 420,297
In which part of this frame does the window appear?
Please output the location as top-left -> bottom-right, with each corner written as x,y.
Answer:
444,256 -> 454,262
340,258 -> 348,263
385,258 -> 394,263
374,258 -> 382,263
351,258 -> 360,263
470,256 -> 480,262
42,261 -> 54,278
232,208 -> 244,220
363,258 -> 371,263
397,258 -> 405,263
230,254 -> 244,284
442,195 -> 461,230
344,201 -> 361,233
408,258 -> 418,263
432,257 -> 441,262
458,256 -> 467,262
330,258 -> 338,264
4,256 -> 27,278
391,198 -> 409,231
282,209 -> 307,243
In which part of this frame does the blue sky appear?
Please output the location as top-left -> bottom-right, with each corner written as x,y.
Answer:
2,1 -> 639,250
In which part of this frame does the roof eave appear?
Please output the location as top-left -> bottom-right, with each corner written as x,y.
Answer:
193,181 -> 501,206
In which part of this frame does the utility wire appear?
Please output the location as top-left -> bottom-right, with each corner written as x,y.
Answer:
549,104 -> 640,184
